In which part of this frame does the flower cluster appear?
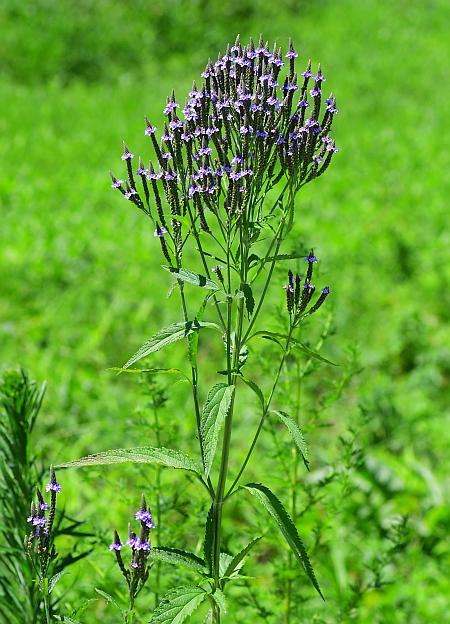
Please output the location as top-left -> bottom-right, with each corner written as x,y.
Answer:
111,35 -> 339,263
26,466 -> 61,572
284,250 -> 331,320
110,496 -> 154,598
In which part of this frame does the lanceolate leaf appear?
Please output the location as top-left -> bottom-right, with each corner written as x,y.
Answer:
291,342 -> 338,366
162,266 -> 220,290
149,586 -> 209,624
244,483 -> 323,599
223,536 -> 262,580
204,505 -> 214,574
151,547 -> 207,575
123,320 -> 220,370
241,377 -> 265,410
57,447 -> 202,475
271,410 -> 310,470
200,384 -> 235,476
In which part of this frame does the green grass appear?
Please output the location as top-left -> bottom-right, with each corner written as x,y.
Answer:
1,0 -> 449,621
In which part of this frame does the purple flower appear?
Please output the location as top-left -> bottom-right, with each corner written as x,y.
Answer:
131,562 -> 139,569
313,155 -> 323,164
281,84 -> 299,92
269,55 -> 285,67
163,101 -> 179,115
136,167 -> 149,176
126,536 -> 138,548
211,265 -> 224,272
198,147 -> 213,156
239,125 -> 254,135
310,88 -> 321,97
283,284 -> 294,293
161,152 -> 172,160
135,510 -> 156,529
124,188 -> 138,200
286,49 -> 298,59
302,70 -> 314,78
145,125 -> 157,136
134,538 -> 150,551
111,179 -> 124,188
315,74 -> 326,82
303,282 -> 315,289
109,541 -> 123,551
297,100 -> 310,108
305,254 -> 318,263
322,287 -> 331,294
326,102 -> 339,113
121,149 -> 134,161
154,226 -> 168,238
169,119 -> 184,130
267,96 -> 280,106
40,502 -> 48,511
46,481 -> 62,493
256,130 -> 268,138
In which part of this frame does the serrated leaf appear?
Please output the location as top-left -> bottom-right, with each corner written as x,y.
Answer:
242,283 -> 255,317
149,586 -> 208,624
123,321 -> 220,370
211,589 -> 227,613
223,536 -> 262,580
162,266 -> 220,290
244,483 -> 323,599
58,447 -> 201,475
241,377 -> 265,410
291,342 -> 338,366
200,384 -> 235,476
151,547 -> 207,575
204,505 -> 214,574
48,570 -> 65,593
272,411 -> 310,470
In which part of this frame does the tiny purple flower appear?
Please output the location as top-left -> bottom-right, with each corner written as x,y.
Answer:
144,125 -> 157,136
136,167 -> 149,176
302,70 -> 314,78
111,179 -> 124,188
121,150 -> 134,161
124,188 -> 138,200
286,49 -> 298,59
322,287 -> 331,294
40,502 -> 49,511
310,88 -> 321,97
154,226 -> 168,238
131,562 -> 139,569
161,152 -> 172,160
163,101 -> 179,115
305,254 -> 318,263
46,481 -> 62,493
109,541 -> 123,551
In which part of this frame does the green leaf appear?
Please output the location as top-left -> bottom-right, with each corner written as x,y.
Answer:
110,367 -> 189,380
95,588 -> 123,614
223,536 -> 262,580
123,320 -> 220,369
211,589 -> 227,613
291,341 -> 338,366
204,505 -> 214,574
242,283 -> 255,317
162,266 -> 220,290
57,447 -> 202,475
244,483 -> 323,599
241,377 -> 265,410
149,586 -> 209,624
271,411 -> 310,470
48,571 -> 65,593
200,384 -> 235,476
151,547 -> 207,575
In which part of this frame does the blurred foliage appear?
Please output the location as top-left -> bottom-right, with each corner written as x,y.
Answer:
1,0 -> 449,621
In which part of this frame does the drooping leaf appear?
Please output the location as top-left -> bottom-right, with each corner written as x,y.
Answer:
241,377 -> 265,410
204,505 -> 214,574
271,411 -> 310,470
151,547 -> 207,575
223,536 -> 262,580
200,384 -> 235,476
244,483 -> 323,599
242,283 -> 255,317
162,266 -> 220,290
123,321 -> 220,370
291,342 -> 338,366
149,586 -> 209,624
95,588 -> 123,614
57,447 -> 202,475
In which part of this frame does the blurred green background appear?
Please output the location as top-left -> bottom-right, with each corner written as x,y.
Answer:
1,0 -> 449,622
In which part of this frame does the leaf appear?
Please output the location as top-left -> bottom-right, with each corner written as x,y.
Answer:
271,411 -> 310,470
242,283 -> 255,317
291,342 -> 338,366
204,505 -> 214,574
149,586 -> 209,624
95,588 -> 123,614
151,547 -> 207,575
241,377 -> 265,410
244,483 -> 323,599
223,536 -> 262,580
211,589 -> 227,613
110,367 -> 189,380
123,320 -> 220,370
57,447 -> 202,475
162,266 -> 220,290
200,384 -> 235,476
48,570 -> 65,593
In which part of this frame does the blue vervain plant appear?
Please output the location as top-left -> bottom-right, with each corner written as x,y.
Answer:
59,35 -> 339,622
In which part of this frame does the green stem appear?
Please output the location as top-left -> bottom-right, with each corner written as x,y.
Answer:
225,324 -> 295,499
153,403 -> 162,608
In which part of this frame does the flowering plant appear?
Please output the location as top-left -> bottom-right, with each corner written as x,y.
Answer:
60,35 -> 339,622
